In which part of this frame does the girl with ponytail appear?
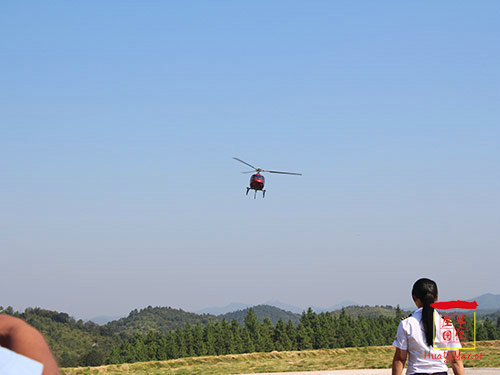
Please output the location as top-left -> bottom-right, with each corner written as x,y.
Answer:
392,278 -> 464,375
412,278 -> 438,347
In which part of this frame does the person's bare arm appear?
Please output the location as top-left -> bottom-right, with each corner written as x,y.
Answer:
392,347 -> 407,375
0,314 -> 60,375
448,349 -> 465,375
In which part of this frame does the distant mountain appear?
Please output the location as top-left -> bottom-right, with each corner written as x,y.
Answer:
263,300 -> 304,314
105,306 -> 217,336
196,299 -> 362,315
218,304 -> 408,325
314,300 -> 360,313
259,299 -> 361,314
468,293 -> 500,310
220,304 -> 300,325
195,302 -> 252,315
402,293 -> 500,316
87,315 -> 123,325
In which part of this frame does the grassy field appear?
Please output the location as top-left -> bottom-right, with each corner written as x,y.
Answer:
61,340 -> 500,375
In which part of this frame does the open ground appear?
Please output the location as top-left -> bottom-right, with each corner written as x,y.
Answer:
61,340 -> 500,375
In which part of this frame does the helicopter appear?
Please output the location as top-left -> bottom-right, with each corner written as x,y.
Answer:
233,157 -> 302,198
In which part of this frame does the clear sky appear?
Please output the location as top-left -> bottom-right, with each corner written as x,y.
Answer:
1,1 -> 499,319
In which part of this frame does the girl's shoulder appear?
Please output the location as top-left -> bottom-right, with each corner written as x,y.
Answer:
400,313 -> 412,321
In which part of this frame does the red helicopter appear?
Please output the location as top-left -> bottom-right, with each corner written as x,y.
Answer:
233,157 -> 302,198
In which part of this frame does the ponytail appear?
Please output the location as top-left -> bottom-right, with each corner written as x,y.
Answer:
421,292 -> 435,346
412,278 -> 438,347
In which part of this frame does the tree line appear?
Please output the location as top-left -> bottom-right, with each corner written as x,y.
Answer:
2,306 -> 499,367
105,308 -> 500,366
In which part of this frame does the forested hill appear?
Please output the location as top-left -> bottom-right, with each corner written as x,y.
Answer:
4,304 -> 499,368
330,305 -> 410,319
0,307 -> 118,368
220,304 -> 300,325
104,306 -> 217,336
102,305 -> 408,332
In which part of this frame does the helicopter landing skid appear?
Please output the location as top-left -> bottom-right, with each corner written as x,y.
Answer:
246,188 -> 266,199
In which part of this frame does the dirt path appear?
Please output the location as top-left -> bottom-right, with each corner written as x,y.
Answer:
238,369 -> 500,375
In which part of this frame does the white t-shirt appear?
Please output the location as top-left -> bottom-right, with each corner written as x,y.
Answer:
0,347 -> 43,375
393,308 -> 461,375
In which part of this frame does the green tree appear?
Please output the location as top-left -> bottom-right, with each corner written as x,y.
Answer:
395,305 -> 402,320
59,351 -> 79,367
164,332 -> 178,359
183,324 -> 195,357
144,331 -> 161,360
312,313 -> 329,349
192,324 -> 207,356
296,322 -> 313,350
230,319 -> 244,353
219,319 -> 234,354
244,309 -> 261,350
259,318 -> 274,352
477,322 -> 488,341
274,319 -> 292,351
131,333 -> 148,362
213,321 -> 227,355
79,348 -> 105,366
203,324 -> 217,356
173,328 -> 187,358
285,320 -> 297,349
483,318 -> 497,340
241,327 -> 255,353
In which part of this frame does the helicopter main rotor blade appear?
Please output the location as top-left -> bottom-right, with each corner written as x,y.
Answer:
233,157 -> 258,170
262,170 -> 302,176
241,171 -> 255,174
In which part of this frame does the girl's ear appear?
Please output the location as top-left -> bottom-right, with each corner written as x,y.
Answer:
412,295 -> 422,308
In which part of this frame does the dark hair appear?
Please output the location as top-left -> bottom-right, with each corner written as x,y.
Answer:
412,278 -> 438,346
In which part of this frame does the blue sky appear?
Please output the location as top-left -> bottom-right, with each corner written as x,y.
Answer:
1,1 -> 499,318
